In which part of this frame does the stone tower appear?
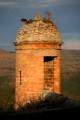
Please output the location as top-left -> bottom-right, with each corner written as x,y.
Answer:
15,12 -> 61,108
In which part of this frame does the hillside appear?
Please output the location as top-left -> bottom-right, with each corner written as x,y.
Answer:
61,50 -> 80,100
0,49 -> 80,108
0,49 -> 15,108
0,49 -> 15,76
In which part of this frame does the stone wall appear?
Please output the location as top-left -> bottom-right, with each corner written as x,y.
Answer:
16,19 -> 61,43
15,14 -> 61,109
15,43 -> 61,108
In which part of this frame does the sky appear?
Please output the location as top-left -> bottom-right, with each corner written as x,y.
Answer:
0,0 -> 80,51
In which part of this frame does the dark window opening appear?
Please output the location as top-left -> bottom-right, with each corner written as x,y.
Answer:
44,56 -> 54,90
19,70 -> 22,85
44,56 -> 54,62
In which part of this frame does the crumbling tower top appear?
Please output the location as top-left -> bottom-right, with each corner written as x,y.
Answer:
16,12 -> 61,45
34,12 -> 41,21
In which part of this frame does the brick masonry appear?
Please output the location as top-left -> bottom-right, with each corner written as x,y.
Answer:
15,13 -> 61,109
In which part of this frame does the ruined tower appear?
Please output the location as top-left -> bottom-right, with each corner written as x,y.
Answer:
15,12 -> 61,108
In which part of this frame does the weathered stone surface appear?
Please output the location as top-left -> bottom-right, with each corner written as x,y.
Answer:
16,15 -> 61,43
15,13 -> 61,109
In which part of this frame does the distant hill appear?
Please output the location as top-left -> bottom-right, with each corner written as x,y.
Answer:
0,49 -> 7,54
0,49 -> 15,76
61,50 -> 80,100
0,49 -> 15,108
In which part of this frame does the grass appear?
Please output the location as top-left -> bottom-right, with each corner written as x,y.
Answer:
61,50 -> 80,100
0,76 -> 14,109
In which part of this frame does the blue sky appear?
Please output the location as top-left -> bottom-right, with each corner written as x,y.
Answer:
0,0 -> 80,51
